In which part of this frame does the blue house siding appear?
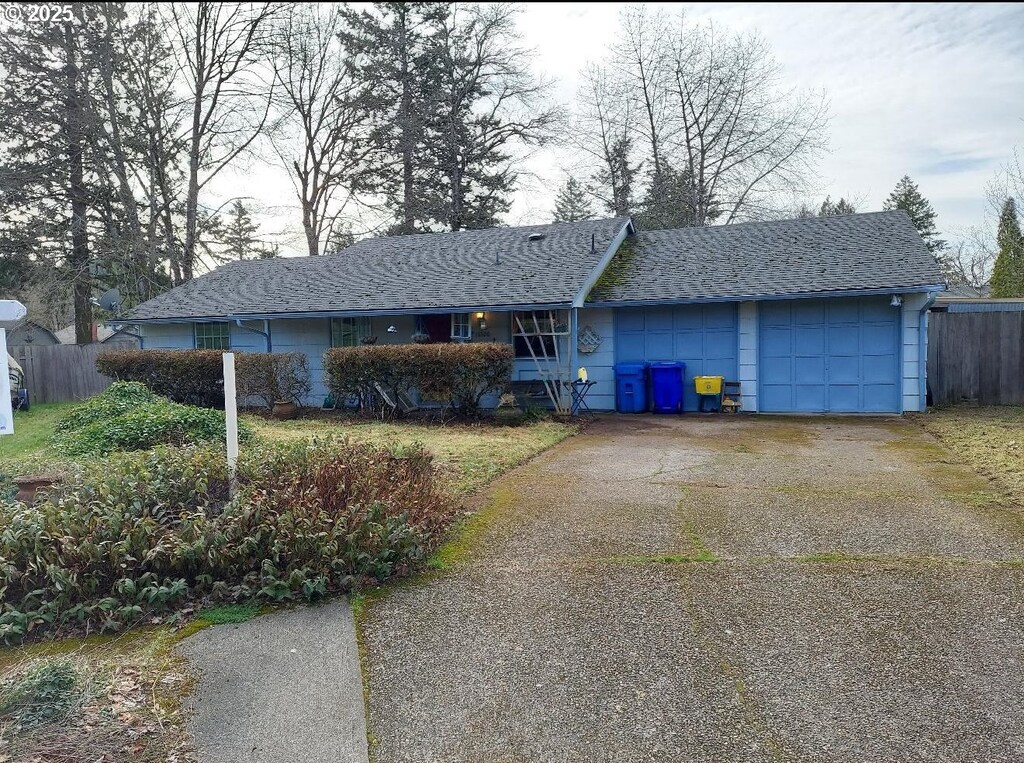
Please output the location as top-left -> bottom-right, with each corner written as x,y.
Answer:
759,296 -> 901,413
614,303 -> 739,412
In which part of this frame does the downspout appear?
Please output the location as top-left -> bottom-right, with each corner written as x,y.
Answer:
234,318 -> 272,352
918,291 -> 939,410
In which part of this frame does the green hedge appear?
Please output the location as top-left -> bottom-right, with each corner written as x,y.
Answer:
0,439 -> 455,642
324,343 -> 513,416
50,382 -> 252,456
96,349 -> 224,407
96,349 -> 312,409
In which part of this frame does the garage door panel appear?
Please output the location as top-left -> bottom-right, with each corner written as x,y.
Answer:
617,311 -> 645,333
862,324 -> 896,353
828,300 -> 860,324
759,297 -> 899,413
793,326 -> 826,354
828,355 -> 860,384
794,384 -> 827,412
794,356 -> 826,384
645,308 -> 673,331
862,354 -> 896,383
828,325 -> 860,355
828,385 -> 860,412
706,329 -> 738,359
644,332 -> 673,360
675,331 -> 703,358
703,303 -> 737,329
793,301 -> 826,324
761,327 -> 791,356
863,384 -> 898,411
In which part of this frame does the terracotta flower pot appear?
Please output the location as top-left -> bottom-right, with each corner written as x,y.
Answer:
13,475 -> 60,505
271,400 -> 298,420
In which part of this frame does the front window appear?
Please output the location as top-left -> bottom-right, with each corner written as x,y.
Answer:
195,321 -> 230,350
512,311 -> 558,359
330,317 -> 372,347
451,313 -> 471,341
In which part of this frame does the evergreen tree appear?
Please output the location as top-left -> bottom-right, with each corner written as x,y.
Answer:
819,196 -> 857,216
595,135 -> 639,217
634,166 -> 700,229
326,220 -> 356,252
552,177 -> 594,223
989,198 -> 1024,297
217,201 -> 276,261
883,176 -> 946,254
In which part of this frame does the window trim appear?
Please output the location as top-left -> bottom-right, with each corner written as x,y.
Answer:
330,316 -> 372,348
450,312 -> 472,341
194,321 -> 231,350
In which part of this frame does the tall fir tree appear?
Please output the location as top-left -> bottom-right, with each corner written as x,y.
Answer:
883,176 -> 946,254
989,198 -> 1024,297
217,201 -> 276,261
552,177 -> 594,222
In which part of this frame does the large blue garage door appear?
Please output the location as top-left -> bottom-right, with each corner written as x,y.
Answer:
759,297 -> 900,413
615,303 -> 738,412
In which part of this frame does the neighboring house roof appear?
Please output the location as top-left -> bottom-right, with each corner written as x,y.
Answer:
6,320 -> 59,346
590,210 -> 944,304
53,323 -> 140,344
126,217 -> 632,321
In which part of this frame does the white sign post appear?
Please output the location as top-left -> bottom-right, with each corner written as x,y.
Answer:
0,300 -> 27,438
223,352 -> 239,486
0,328 -> 13,437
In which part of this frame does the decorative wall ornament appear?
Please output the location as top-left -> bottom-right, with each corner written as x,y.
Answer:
577,325 -> 602,354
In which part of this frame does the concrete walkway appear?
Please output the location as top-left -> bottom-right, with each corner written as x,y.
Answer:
180,599 -> 368,763
361,415 -> 1024,762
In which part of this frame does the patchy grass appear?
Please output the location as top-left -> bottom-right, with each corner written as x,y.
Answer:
247,414 -> 577,495
912,406 -> 1024,506
196,604 -> 262,625
0,627 -> 194,762
604,552 -> 717,565
0,402 -> 74,473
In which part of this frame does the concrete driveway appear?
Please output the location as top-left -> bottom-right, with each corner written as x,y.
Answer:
361,415 -> 1024,762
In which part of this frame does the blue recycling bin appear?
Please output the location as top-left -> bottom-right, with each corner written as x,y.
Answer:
649,362 -> 686,414
614,362 -> 649,413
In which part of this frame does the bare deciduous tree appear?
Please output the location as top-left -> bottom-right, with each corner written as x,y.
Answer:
271,5 -> 369,257
168,1 -> 281,281
575,64 -> 638,217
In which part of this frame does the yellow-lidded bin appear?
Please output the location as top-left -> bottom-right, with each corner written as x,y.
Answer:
694,375 -> 724,395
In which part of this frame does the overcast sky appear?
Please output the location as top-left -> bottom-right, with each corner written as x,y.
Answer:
225,2 -> 1024,257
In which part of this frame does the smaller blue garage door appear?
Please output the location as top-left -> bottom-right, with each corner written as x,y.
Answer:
615,303 -> 738,412
759,297 -> 900,413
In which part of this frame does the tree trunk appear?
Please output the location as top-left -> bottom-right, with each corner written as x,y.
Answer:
65,16 -> 93,344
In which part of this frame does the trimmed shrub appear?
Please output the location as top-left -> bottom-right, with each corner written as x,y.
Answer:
0,440 -> 455,642
50,382 -> 252,456
324,343 -> 513,416
97,349 -> 224,407
235,352 -> 312,408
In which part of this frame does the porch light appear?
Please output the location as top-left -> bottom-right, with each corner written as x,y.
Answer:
475,312 -> 487,330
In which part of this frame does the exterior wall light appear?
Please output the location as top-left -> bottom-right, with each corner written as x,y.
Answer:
475,312 -> 487,330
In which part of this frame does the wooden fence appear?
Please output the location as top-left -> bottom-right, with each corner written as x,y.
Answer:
11,343 -> 132,404
928,311 -> 1024,406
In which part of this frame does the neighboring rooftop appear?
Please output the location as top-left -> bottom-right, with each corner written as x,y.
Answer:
127,217 -> 630,321
590,210 -> 944,304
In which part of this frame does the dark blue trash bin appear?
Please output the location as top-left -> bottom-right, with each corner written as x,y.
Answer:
649,362 -> 685,414
614,362 -> 648,413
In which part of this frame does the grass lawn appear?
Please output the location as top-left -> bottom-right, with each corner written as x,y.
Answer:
914,406 -> 1024,505
0,401 -> 576,496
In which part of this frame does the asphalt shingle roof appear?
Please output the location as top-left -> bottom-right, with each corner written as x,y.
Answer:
127,217 -> 631,321
591,210 -> 943,304
127,210 -> 943,322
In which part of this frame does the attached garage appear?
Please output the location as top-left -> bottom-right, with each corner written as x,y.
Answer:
759,296 -> 900,413
614,303 -> 738,411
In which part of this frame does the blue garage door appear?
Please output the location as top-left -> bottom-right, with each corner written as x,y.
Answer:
759,297 -> 900,413
615,303 -> 738,412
